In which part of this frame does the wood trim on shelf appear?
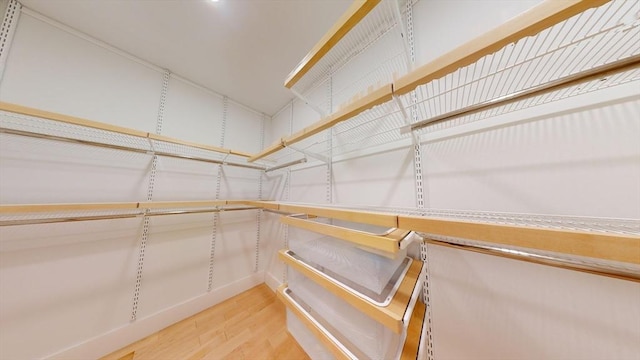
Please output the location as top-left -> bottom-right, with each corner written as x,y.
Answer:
284,0 -> 381,89
400,300 -> 425,360
0,102 -> 149,138
233,200 -> 280,210
254,0 -> 610,162
281,214 -> 403,254
0,199 -> 268,214
279,249 -> 422,334
248,139 -> 286,162
276,285 -> 353,360
0,202 -> 140,214
139,200 -> 229,209
278,203 -> 398,228
0,101 -> 253,158
250,84 -> 393,162
398,215 -> 640,265
394,0 -> 610,95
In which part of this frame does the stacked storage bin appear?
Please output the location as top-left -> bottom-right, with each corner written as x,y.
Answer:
278,215 -> 424,360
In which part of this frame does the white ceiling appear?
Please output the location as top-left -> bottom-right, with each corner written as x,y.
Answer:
18,0 -> 352,115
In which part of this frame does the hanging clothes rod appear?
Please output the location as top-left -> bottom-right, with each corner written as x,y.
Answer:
265,158 -> 308,172
0,127 -> 266,171
408,55 -> 640,132
0,206 -> 259,226
426,238 -> 640,283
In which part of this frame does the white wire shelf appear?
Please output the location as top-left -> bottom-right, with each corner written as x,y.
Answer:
258,0 -> 640,165
289,0 -> 410,98
0,108 -> 263,170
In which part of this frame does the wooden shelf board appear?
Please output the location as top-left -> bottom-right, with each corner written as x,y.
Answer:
279,249 -> 422,334
281,215 -> 403,254
398,215 -> 640,265
400,300 -> 426,360
278,203 -> 398,228
284,0 -> 381,89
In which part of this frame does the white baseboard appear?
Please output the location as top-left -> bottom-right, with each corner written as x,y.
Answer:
265,271 -> 283,292
46,272 -> 265,360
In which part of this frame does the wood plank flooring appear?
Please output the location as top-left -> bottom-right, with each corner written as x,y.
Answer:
102,284 -> 310,360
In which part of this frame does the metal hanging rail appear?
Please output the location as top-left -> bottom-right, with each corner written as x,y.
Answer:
407,54 -> 640,132
0,102 -> 264,170
0,127 -> 266,170
426,238 -> 640,283
250,0 -> 613,162
0,201 -> 260,226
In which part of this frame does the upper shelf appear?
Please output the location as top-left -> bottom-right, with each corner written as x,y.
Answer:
285,0 -> 408,93
0,200 -> 265,226
0,102 -> 264,170
252,0 -> 639,164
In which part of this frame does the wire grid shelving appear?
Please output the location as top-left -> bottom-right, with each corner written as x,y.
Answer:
277,201 -> 640,273
0,110 -> 256,169
261,0 -> 640,166
290,0 -> 410,98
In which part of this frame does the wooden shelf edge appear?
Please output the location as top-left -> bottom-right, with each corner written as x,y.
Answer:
277,284 -> 353,360
248,140 -> 286,162
394,0 -> 609,95
279,249 -> 423,334
140,200 -> 229,209
284,0 -> 381,89
0,199 -> 267,214
0,202 -> 140,214
254,0 -> 610,165
398,215 -> 640,265
0,101 -> 253,159
400,300 -> 426,360
278,203 -> 398,228
281,215 -> 401,254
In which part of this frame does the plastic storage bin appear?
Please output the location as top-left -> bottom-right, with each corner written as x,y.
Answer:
288,268 -> 404,360
288,227 -> 411,305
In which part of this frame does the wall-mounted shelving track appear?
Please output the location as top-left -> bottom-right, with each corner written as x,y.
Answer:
0,102 -> 265,170
250,0 -> 640,165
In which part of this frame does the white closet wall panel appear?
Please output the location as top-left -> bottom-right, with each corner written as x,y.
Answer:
331,28 -> 405,109
161,77 -> 224,144
428,245 -> 640,360
290,166 -> 329,204
332,147 -> 415,207
219,166 -> 261,199
0,137 -> 150,203
135,214 -> 211,319
262,212 -> 286,289
291,87 -> 324,134
423,97 -> 640,218
413,0 -> 543,66
152,157 -> 218,201
0,219 -> 140,359
0,14 -> 162,132
211,211 -> 259,289
225,103 -> 264,154
269,104 -> 292,144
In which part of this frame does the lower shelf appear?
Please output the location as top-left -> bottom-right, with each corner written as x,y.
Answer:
277,285 -> 356,360
279,249 -> 424,333
278,284 -> 427,360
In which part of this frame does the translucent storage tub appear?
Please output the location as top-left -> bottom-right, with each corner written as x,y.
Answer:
288,228 -> 411,305
287,308 -> 336,360
288,269 -> 404,360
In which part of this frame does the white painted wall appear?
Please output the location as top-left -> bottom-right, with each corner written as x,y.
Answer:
265,0 -> 640,359
0,8 -> 267,360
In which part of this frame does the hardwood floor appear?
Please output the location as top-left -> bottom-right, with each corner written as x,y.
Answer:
102,284 -> 310,360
